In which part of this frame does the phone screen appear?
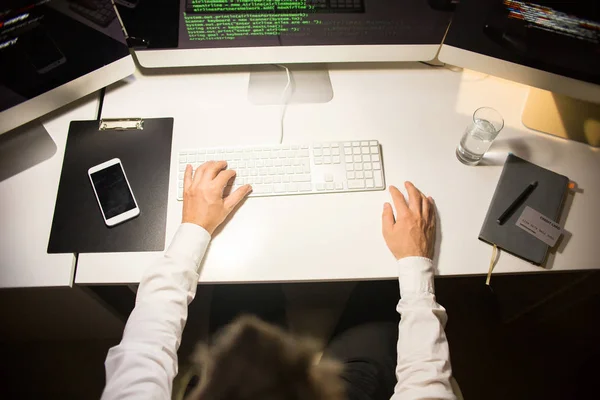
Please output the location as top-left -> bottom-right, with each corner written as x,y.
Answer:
90,163 -> 136,219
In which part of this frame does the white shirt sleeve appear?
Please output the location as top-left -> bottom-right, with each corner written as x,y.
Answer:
101,223 -> 211,400
391,257 -> 456,400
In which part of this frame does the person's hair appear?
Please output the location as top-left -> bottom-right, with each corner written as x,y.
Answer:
185,315 -> 345,400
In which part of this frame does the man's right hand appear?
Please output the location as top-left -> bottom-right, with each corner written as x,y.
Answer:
182,161 -> 252,235
382,182 -> 436,260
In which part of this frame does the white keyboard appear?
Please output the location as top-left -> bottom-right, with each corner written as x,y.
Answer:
177,140 -> 385,199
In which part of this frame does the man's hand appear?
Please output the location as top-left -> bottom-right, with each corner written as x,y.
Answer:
182,161 -> 252,235
382,182 -> 436,260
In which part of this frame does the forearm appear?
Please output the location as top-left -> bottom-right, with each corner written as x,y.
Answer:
392,257 -> 455,400
102,223 -> 210,400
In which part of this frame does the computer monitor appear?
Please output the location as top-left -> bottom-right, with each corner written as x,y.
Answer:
439,0 -> 600,146
116,0 -> 453,67
0,0 -> 135,135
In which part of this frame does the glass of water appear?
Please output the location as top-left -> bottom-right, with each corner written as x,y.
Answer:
456,107 -> 504,165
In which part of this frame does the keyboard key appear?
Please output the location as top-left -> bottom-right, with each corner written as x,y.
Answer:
335,182 -> 343,190
178,180 -> 183,188
295,167 -> 303,174
250,169 -> 258,176
314,158 -> 323,165
361,141 -> 369,146
178,188 -> 183,198
323,148 -> 331,156
323,156 -> 331,164
373,170 -> 384,187
274,183 -> 286,193
369,141 -> 378,146
287,183 -> 299,192
293,159 -> 301,166
352,141 -> 360,146
286,166 -> 294,174
347,171 -> 355,179
365,170 -> 373,179
361,147 -> 369,154
273,176 -> 282,183
353,148 -> 361,155
298,149 -> 309,157
347,179 -> 365,189
362,155 -> 371,162
366,179 -> 375,188
178,172 -> 184,180
274,159 -> 282,166
344,147 -> 352,155
346,164 -> 354,171
344,142 -> 351,147
314,149 -> 323,156
373,162 -> 381,170
324,173 -> 334,182
345,155 -> 353,163
356,171 -> 364,179
179,164 -> 186,171
355,163 -> 363,171
332,148 -> 340,156
263,176 -> 273,184
299,183 -> 312,192
333,156 -> 341,164
326,182 -> 334,190
364,163 -> 372,170
255,177 -> 263,184
292,174 -> 311,182
316,183 -> 326,191
372,154 -> 381,162
353,155 -> 362,163
370,146 -> 379,154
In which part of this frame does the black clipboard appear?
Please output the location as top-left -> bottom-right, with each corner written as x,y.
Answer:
48,117 -> 174,253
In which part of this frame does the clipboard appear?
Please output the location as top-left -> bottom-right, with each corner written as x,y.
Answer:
48,117 -> 174,254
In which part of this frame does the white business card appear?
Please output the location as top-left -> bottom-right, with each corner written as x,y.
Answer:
516,206 -> 563,247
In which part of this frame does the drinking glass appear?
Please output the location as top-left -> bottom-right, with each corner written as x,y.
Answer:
456,107 -> 504,165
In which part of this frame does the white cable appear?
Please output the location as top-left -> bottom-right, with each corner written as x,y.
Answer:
276,64 -> 293,144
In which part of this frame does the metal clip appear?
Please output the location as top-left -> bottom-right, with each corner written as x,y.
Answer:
99,118 -> 144,131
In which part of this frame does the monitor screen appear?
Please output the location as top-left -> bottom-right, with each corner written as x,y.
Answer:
0,0 -> 130,115
116,0 -> 452,51
444,0 -> 600,85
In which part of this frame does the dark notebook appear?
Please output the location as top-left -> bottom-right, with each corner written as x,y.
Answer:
479,154 -> 569,265
48,118 -> 174,253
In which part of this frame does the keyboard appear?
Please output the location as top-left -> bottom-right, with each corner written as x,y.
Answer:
177,140 -> 385,199
69,0 -> 116,28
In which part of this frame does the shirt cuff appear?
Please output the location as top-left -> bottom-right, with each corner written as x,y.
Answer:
165,223 -> 211,271
397,256 -> 435,296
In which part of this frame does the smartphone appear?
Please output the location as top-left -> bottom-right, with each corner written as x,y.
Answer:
88,158 -> 140,226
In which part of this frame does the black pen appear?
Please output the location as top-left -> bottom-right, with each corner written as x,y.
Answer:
497,181 -> 538,225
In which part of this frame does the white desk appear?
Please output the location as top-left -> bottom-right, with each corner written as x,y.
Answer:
74,64 -> 600,285
0,95 -> 98,288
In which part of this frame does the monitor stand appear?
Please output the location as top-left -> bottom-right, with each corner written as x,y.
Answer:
0,120 -> 57,182
522,88 -> 600,147
248,64 -> 334,105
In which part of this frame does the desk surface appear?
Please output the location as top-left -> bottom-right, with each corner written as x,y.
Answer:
0,96 -> 98,288
68,65 -> 599,284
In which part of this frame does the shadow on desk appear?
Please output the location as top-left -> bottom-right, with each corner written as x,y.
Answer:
0,121 -> 56,182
